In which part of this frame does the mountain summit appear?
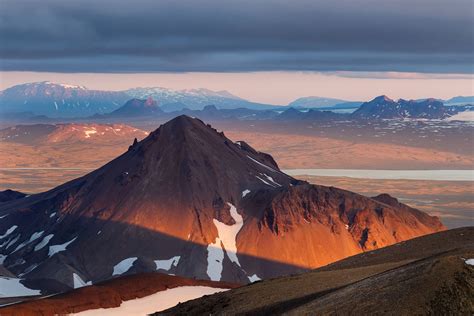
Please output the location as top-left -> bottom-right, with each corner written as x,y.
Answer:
108,97 -> 162,117
0,116 -> 444,292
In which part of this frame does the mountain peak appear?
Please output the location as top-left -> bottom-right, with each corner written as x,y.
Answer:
372,95 -> 394,102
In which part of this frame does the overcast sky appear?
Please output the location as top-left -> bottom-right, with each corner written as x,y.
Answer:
0,0 -> 473,102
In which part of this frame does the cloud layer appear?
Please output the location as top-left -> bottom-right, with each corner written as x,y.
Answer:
1,0 -> 473,73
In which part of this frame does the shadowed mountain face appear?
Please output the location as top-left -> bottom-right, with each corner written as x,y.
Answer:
0,116 -> 444,292
157,227 -> 474,316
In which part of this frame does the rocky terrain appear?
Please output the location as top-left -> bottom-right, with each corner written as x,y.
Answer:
0,116 -> 444,295
157,227 -> 474,315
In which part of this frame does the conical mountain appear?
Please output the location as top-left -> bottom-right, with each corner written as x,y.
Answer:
0,116 -> 444,292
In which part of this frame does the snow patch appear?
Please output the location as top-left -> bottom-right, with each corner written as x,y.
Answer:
206,242 -> 224,281
113,257 -> 138,276
207,203 -> 244,281
0,277 -> 41,298
72,286 -> 228,316
48,237 -> 77,257
262,173 -> 281,187
28,231 -> 44,243
49,212 -> 56,218
248,274 -> 261,283
465,258 -> 474,266
34,234 -> 54,251
241,189 -> 251,198
84,130 -> 97,138
155,256 -> 180,271
73,273 -> 92,289
0,214 -> 8,219
0,225 -> 17,239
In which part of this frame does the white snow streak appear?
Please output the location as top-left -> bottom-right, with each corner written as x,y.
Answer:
112,257 -> 138,276
465,258 -> 474,266
0,225 -> 17,239
34,234 -> 54,251
73,273 -> 92,289
256,175 -> 276,187
247,155 -> 277,173
262,173 -> 281,187
241,189 -> 251,198
155,256 -> 180,271
48,237 -> 77,257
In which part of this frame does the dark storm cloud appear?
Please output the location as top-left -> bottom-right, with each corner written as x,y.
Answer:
1,0 -> 473,73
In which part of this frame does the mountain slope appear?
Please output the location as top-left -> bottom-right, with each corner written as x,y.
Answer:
0,116 -> 444,292
0,82 -> 129,117
157,227 -> 474,315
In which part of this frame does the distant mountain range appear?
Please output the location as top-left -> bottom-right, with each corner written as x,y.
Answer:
125,87 -> 277,112
287,96 -> 362,109
0,82 -> 130,118
445,96 -> 474,105
98,95 -> 471,122
0,82 -> 278,117
1,82 -> 472,119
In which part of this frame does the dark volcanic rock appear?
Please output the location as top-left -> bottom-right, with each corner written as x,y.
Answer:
0,190 -> 27,203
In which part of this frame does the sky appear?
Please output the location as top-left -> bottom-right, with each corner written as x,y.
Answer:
0,0 -> 473,103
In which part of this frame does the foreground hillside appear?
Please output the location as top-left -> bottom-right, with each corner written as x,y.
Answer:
158,227 -> 474,315
0,273 -> 237,315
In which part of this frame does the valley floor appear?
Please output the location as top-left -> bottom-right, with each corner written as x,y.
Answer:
0,169 -> 471,229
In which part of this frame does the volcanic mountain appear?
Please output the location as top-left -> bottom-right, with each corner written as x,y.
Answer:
107,97 -> 163,117
0,116 -> 444,293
